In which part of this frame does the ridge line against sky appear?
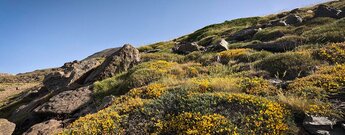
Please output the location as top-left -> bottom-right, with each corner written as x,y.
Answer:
0,0 -> 326,74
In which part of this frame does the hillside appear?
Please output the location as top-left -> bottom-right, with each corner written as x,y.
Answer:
1,0 -> 345,135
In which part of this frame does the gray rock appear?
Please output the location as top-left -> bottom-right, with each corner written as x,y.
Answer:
43,58 -> 102,91
206,39 -> 229,52
23,119 -> 63,135
34,86 -> 92,114
303,115 -> 340,135
338,11 -> 345,18
84,44 -> 140,83
314,5 -> 341,18
0,119 -> 15,135
268,20 -> 287,27
285,14 -> 303,25
230,27 -> 259,41
172,42 -> 204,54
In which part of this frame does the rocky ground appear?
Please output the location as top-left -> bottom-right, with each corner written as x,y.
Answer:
1,0 -> 345,135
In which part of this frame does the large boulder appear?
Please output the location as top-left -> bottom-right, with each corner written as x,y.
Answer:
34,86 -> 92,115
338,11 -> 345,18
172,42 -> 204,54
284,14 -> 303,25
206,39 -> 229,52
267,20 -> 287,27
314,5 -> 341,18
303,115 -> 344,135
0,119 -> 15,135
84,44 -> 140,83
229,27 -> 260,41
23,119 -> 63,135
43,58 -> 102,91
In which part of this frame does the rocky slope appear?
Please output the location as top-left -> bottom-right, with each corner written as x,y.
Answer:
1,0 -> 345,135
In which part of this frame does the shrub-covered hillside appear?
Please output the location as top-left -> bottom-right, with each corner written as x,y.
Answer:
57,1 -> 345,135
2,0 -> 345,135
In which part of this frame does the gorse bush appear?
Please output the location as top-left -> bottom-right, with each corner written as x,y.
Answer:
218,48 -> 254,64
288,64 -> 345,99
240,77 -> 278,96
314,42 -> 345,64
255,52 -> 316,80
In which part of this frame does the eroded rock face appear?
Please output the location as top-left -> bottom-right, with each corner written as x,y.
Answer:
206,39 -> 229,52
172,42 -> 205,54
84,44 -> 140,83
0,119 -> 15,135
43,58 -> 102,91
285,14 -> 303,25
23,119 -> 63,135
34,86 -> 92,115
314,5 -> 341,18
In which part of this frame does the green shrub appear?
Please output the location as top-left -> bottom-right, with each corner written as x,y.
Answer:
314,42 -> 345,64
302,17 -> 336,27
183,17 -> 260,42
184,51 -> 218,65
140,53 -> 184,62
253,26 -> 292,42
255,52 -> 316,80
303,18 -> 345,44
138,41 -> 175,52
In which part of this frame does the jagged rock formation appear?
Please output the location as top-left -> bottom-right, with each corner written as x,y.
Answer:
84,44 -> 140,83
43,58 -> 102,91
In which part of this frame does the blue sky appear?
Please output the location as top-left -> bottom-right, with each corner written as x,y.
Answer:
0,0 -> 325,74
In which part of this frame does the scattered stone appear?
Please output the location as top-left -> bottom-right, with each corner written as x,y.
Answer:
0,119 -> 15,135
269,20 -> 287,27
314,5 -> 341,18
84,44 -> 140,83
338,11 -> 345,18
285,14 -> 303,25
34,86 -> 92,115
206,39 -> 229,52
303,115 -> 338,135
172,42 -> 205,54
43,58 -> 102,91
229,27 -> 260,41
23,119 -> 63,135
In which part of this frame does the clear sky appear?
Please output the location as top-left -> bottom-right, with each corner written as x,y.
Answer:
0,0 -> 326,74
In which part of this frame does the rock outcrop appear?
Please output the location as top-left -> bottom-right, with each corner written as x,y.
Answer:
284,14 -> 303,25
0,119 -> 15,135
172,42 -> 205,54
303,115 -> 345,135
314,5 -> 341,18
206,39 -> 229,52
43,59 -> 102,91
84,44 -> 140,83
23,119 -> 63,135
34,86 -> 92,115
229,27 -> 260,41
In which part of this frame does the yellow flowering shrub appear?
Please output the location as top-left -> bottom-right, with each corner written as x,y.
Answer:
161,112 -> 234,135
240,77 -> 278,96
128,83 -> 167,98
64,110 -> 123,135
182,77 -> 241,93
315,42 -> 345,64
218,48 -> 254,64
288,64 -> 345,98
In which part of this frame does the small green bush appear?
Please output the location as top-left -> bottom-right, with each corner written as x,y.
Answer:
255,52 -> 316,80
184,51 -> 218,65
303,18 -> 345,44
141,53 -> 184,62
253,26 -> 292,42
